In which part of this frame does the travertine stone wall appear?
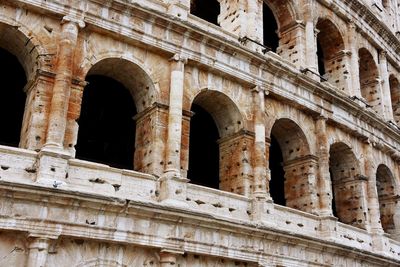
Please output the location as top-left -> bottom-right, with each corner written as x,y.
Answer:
1,0 -> 400,266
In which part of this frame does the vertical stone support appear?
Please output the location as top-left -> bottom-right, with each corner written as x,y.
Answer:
164,54 -> 187,177
252,88 -> 267,198
219,130 -> 254,197
134,103 -> 169,177
44,16 -> 85,152
326,51 -> 352,94
303,1 -> 318,75
251,89 -> 274,224
283,155 -> 319,214
378,51 -> 394,121
166,0 -> 190,20
363,142 -> 388,251
348,22 -> 361,98
26,237 -> 54,267
364,143 -> 384,233
315,116 -> 333,216
64,80 -> 86,157
159,54 -> 188,206
20,70 -> 55,151
277,21 -> 306,69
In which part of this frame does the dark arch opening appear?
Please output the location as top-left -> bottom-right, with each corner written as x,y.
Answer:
190,0 -> 220,26
269,134 -> 286,206
263,2 -> 279,52
0,48 -> 27,147
75,75 -> 137,169
188,104 -> 220,189
317,40 -> 325,78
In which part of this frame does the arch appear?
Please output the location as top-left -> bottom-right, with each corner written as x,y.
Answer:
269,118 -> 317,213
264,0 -> 299,32
188,90 -> 247,194
316,18 -> 346,88
190,0 -> 220,25
84,57 -> 157,113
190,89 -> 244,137
263,2 -> 279,52
376,164 -> 397,234
0,22 -> 44,147
0,21 -> 44,82
76,58 -> 156,170
359,48 -> 382,114
329,142 -> 367,228
389,74 -> 400,124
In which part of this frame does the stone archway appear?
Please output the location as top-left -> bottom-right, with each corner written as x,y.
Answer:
75,58 -> 159,173
187,90 -> 250,195
376,164 -> 399,235
359,48 -> 383,115
329,142 -> 368,229
389,75 -> 400,125
269,118 -> 318,213
0,22 -> 44,149
316,18 -> 349,92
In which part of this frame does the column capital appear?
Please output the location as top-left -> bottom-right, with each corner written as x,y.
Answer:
170,53 -> 188,64
61,15 -> 85,28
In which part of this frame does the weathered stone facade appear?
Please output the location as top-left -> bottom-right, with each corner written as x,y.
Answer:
1,0 -> 400,266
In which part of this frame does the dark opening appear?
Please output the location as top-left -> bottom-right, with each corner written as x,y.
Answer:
0,48 -> 27,147
190,0 -> 220,26
75,75 -> 137,169
188,104 -> 219,189
316,39 -> 326,79
329,168 -> 338,218
263,3 -> 279,52
269,135 -> 286,206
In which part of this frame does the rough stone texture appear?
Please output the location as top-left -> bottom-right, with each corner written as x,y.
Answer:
1,0 -> 400,266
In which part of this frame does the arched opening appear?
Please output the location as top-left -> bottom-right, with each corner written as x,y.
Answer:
263,2 -> 279,52
188,90 -> 245,194
389,75 -> 400,124
376,164 -> 397,234
76,75 -> 137,169
190,0 -> 220,26
359,48 -> 382,114
0,47 -> 27,147
316,19 -> 346,87
269,135 -> 285,206
329,142 -> 367,229
76,58 -> 156,171
188,104 -> 219,188
269,119 -> 317,212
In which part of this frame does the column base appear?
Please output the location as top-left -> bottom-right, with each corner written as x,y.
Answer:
36,147 -> 71,187
158,173 -> 189,208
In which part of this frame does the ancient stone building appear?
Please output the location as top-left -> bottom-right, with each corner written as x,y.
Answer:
1,0 -> 400,266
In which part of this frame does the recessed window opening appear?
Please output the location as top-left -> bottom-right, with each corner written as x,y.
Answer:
317,40 -> 326,79
187,104 -> 220,189
0,47 -> 27,147
75,75 -> 137,170
263,2 -> 279,52
190,0 -> 220,26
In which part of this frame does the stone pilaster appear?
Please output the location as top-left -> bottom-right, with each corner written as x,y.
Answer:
26,236 -> 55,267
303,1 -> 318,75
277,21 -> 306,69
159,250 -> 182,267
378,51 -> 394,121
348,22 -> 362,98
252,88 -> 267,198
20,70 -> 55,151
159,54 -> 188,206
315,116 -> 333,216
43,16 -> 85,153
